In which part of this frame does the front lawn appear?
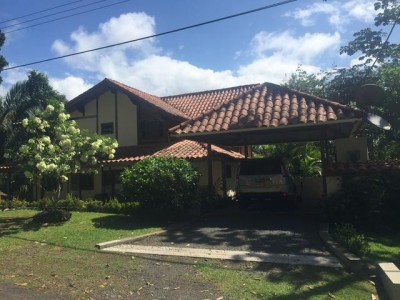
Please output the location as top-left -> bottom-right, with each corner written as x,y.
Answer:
198,261 -> 376,299
366,233 -> 400,267
0,209 -> 380,299
0,209 -> 164,298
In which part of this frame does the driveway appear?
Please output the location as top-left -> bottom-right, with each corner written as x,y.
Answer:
129,208 -> 331,257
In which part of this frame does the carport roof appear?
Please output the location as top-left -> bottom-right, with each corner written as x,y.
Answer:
170,82 -> 365,145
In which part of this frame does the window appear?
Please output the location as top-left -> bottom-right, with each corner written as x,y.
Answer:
101,122 -> 114,134
140,120 -> 164,141
71,173 -> 94,191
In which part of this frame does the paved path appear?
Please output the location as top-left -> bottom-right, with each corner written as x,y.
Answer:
104,244 -> 342,268
101,208 -> 342,268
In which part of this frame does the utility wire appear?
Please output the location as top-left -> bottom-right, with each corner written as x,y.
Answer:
0,0 -> 84,25
4,0 -> 131,34
369,8 -> 400,70
1,0 -> 116,30
3,0 -> 297,71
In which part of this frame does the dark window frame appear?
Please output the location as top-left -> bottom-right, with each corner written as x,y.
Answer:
101,122 -> 114,134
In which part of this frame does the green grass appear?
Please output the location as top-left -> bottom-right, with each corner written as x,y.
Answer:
0,209 -> 163,250
198,261 -> 376,299
0,209 -> 163,298
366,233 -> 400,266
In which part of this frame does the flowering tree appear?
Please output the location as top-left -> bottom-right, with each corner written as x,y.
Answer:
9,102 -> 118,201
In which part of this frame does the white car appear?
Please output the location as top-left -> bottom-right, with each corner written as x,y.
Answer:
237,158 -> 298,210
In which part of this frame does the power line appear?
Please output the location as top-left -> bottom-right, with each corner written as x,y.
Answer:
3,0 -> 298,71
370,8 -> 400,70
0,0 -> 84,25
1,0 -> 114,31
4,0 -> 131,34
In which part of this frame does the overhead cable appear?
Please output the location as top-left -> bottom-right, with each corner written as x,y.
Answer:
3,0 -> 298,71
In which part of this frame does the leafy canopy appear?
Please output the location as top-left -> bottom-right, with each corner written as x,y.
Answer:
11,102 -> 118,198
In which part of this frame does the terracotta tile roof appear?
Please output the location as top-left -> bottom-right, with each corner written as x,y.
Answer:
326,160 -> 400,176
162,84 -> 258,118
153,140 -> 244,159
170,82 -> 363,135
103,140 -> 243,164
107,79 -> 189,119
67,78 -> 188,120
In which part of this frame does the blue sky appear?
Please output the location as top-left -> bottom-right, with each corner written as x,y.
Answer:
0,0 -> 391,100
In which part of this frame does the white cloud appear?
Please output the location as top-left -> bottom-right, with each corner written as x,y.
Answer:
0,67 -> 30,97
48,12 -> 340,98
52,12 -> 159,72
251,30 -> 341,63
49,76 -> 93,100
287,0 -> 376,29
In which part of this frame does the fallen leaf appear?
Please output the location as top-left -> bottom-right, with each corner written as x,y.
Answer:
99,285 -> 105,288
253,277 -> 262,280
371,294 -> 378,300
216,297 -> 224,300
250,291 -> 257,295
328,292 -> 335,298
306,285 -> 314,290
105,276 -> 110,279
200,289 -> 209,293
163,287 -> 170,290
14,283 -> 28,287
173,287 -> 180,290
369,280 -> 375,286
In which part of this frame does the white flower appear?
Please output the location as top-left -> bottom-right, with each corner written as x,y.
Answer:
22,118 -> 29,127
46,105 -> 54,112
60,175 -> 68,182
108,154 -> 115,159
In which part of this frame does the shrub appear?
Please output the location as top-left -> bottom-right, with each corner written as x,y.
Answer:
328,174 -> 400,230
332,223 -> 370,257
103,198 -> 123,214
32,208 -> 72,223
85,199 -> 104,212
57,194 -> 86,211
121,156 -> 200,218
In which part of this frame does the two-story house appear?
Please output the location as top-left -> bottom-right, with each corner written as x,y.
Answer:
65,78 -> 248,199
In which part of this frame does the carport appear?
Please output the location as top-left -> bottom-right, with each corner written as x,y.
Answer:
169,82 -> 366,210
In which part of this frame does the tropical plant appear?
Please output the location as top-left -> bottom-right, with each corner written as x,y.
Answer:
0,29 -> 7,84
121,156 -> 200,217
10,102 -> 117,207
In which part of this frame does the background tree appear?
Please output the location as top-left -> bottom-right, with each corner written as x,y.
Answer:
9,102 -> 117,221
0,30 -> 8,84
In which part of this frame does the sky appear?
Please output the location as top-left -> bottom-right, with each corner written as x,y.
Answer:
0,0 -> 395,100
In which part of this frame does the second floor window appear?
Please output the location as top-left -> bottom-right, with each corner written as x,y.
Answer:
101,122 -> 114,134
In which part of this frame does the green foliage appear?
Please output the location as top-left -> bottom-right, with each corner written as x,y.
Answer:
328,174 -> 400,230
32,208 -> 72,223
0,29 -> 8,85
56,194 -> 86,212
12,102 -> 117,201
333,223 -> 371,257
253,142 -> 321,177
340,0 -> 400,64
121,156 -> 200,217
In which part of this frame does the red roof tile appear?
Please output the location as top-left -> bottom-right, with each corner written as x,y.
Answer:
162,84 -> 258,118
103,140 -> 243,164
170,82 -> 362,135
326,160 -> 400,176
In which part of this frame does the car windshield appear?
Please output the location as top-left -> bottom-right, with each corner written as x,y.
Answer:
239,159 -> 282,175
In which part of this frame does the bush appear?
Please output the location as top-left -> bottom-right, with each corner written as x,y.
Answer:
328,174 -> 400,230
121,156 -> 200,218
32,208 -> 72,223
103,198 -> 123,214
332,223 -> 370,257
85,199 -> 104,212
56,194 -> 86,211
0,198 -> 28,210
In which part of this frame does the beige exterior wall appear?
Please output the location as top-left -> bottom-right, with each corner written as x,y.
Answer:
69,90 -> 138,147
98,91 -> 116,140
117,91 -> 138,146
76,117 -> 96,135
336,137 -> 368,162
297,176 -> 342,207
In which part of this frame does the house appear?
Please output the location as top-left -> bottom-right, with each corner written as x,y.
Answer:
64,78 -> 250,199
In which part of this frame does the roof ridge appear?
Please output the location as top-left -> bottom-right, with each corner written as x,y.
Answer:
169,83 -> 263,133
161,83 -> 260,100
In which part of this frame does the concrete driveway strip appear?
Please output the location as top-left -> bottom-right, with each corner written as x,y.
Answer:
103,244 -> 342,268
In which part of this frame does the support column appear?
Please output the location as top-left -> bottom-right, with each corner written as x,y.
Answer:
320,125 -> 328,212
207,143 -> 213,200
221,160 -> 227,199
